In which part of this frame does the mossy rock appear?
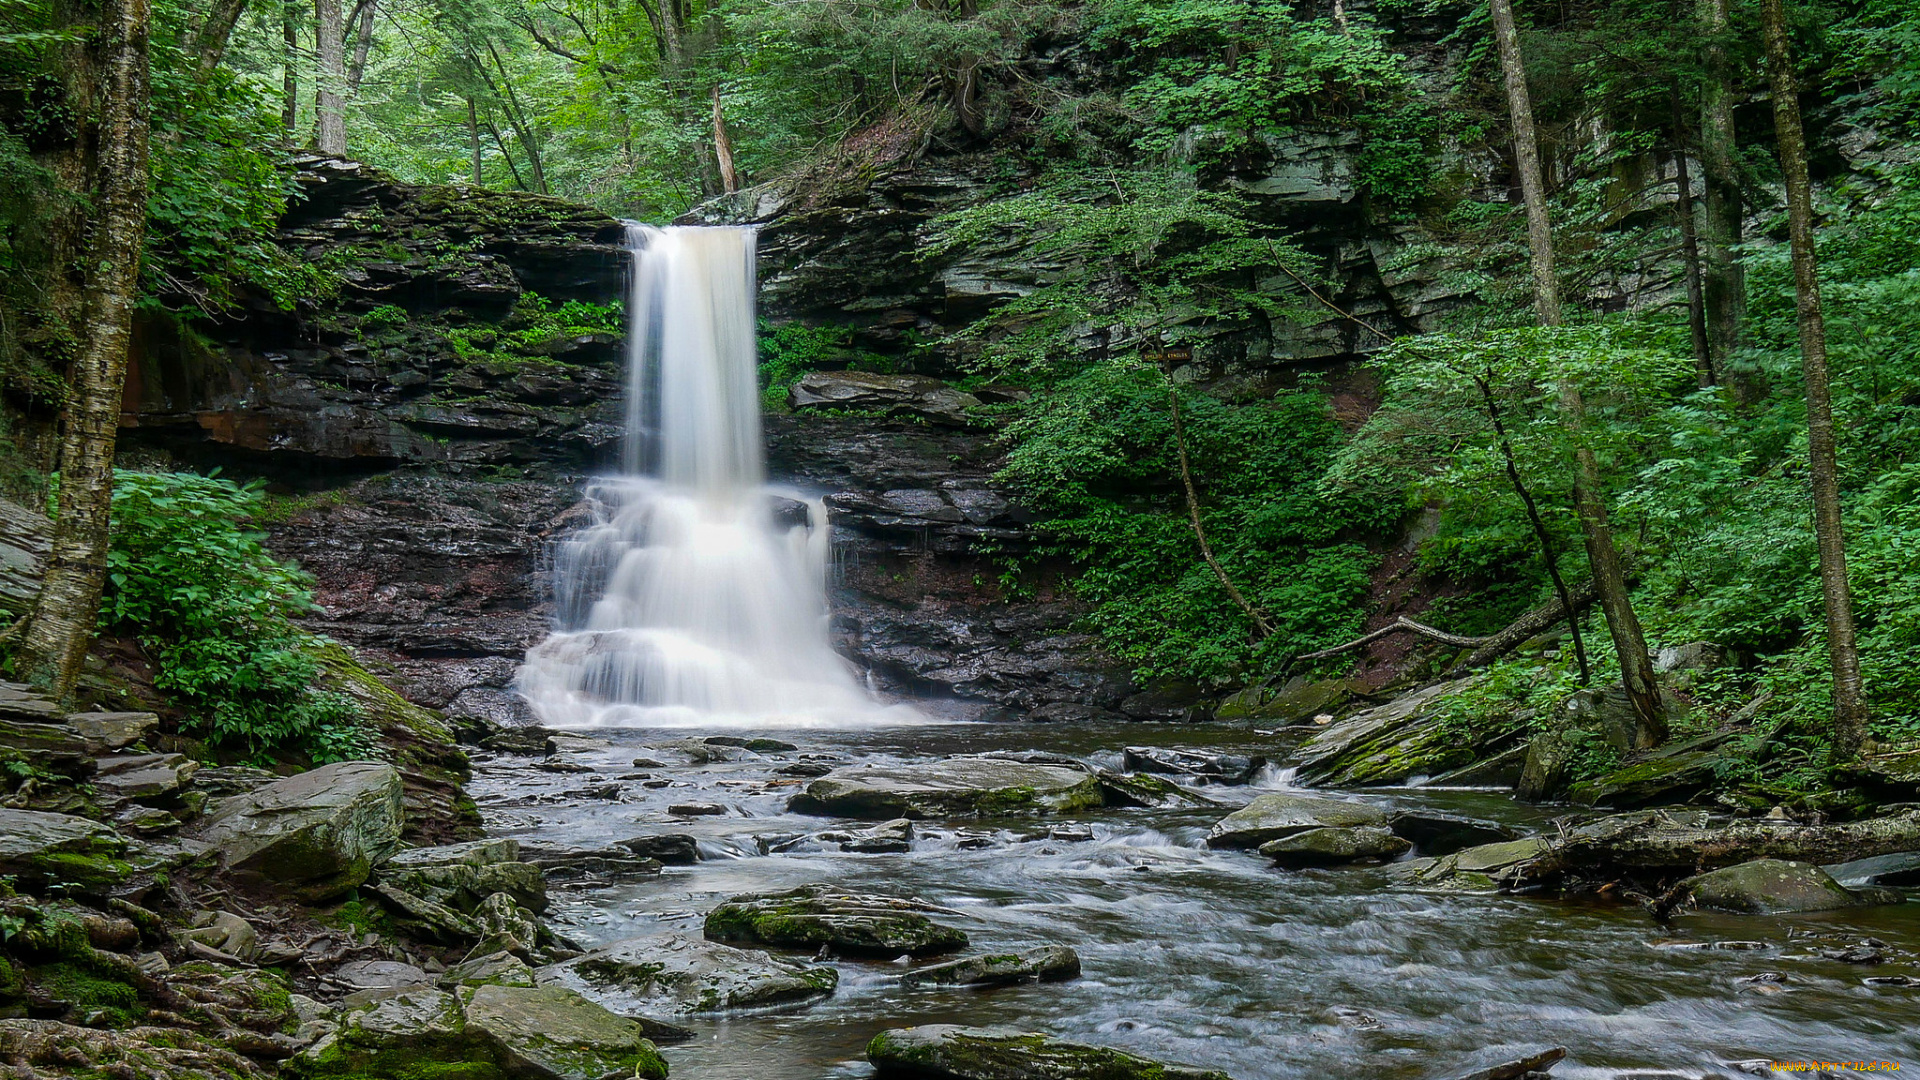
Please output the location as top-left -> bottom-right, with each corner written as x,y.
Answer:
1205,793 -> 1390,850
787,758 -> 1107,820
1257,825 -> 1411,868
553,932 -> 837,1014
1293,677 -> 1522,787
1675,859 -> 1890,915
867,1024 -> 1233,1080
0,809 -> 139,891
704,885 -> 967,957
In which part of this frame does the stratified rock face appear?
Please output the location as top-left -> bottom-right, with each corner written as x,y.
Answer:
125,157 -> 627,472
550,933 -> 838,1013
704,884 -> 970,957
194,760 -> 404,902
865,1024 -> 1234,1080
789,371 -> 982,425
376,838 -> 547,915
787,758 -> 1107,819
1292,678 -> 1527,787
1205,793 -> 1391,850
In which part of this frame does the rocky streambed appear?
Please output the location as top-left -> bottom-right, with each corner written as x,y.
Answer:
463,721 -> 1920,1080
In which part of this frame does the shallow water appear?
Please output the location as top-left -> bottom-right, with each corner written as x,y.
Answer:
469,721 -> 1920,1080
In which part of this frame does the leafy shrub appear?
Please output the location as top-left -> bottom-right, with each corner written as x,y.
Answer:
102,471 -> 372,763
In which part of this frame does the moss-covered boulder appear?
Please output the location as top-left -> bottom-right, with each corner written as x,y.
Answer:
866,1025 -> 1232,1080
290,983 -> 668,1080
1204,793 -> 1390,850
900,946 -> 1081,988
1258,825 -> 1411,868
1564,733 -> 1740,809
1399,836 -> 1554,892
194,760 -> 404,903
378,838 -> 547,915
704,884 -> 968,957
787,758 -> 1106,820
0,809 -> 139,891
1672,859 -> 1892,915
550,932 -> 837,1013
1293,678 -> 1525,787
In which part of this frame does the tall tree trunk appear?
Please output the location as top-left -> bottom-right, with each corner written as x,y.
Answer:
313,0 -> 346,155
282,0 -> 300,138
1698,0 -> 1747,392
1669,135 -> 1713,386
479,42 -> 546,194
188,0 -> 250,69
1761,0 -> 1867,759
16,0 -> 152,702
467,97 -> 483,185
710,85 -> 739,193
1489,0 -> 1667,745
346,0 -> 376,93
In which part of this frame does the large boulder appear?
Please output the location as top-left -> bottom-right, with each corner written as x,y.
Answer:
1399,837 -> 1554,892
290,984 -> 668,1080
1120,747 -> 1266,785
378,838 -> 547,914
194,761 -> 404,903
1563,732 -> 1740,809
705,884 -> 968,957
1205,793 -> 1390,849
787,371 -> 981,426
1293,678 -> 1525,787
1386,810 -> 1519,856
1258,825 -> 1411,868
900,947 -> 1081,988
0,809 -> 138,890
1671,859 -> 1894,915
548,933 -> 837,1013
787,758 -> 1106,819
866,1025 -> 1232,1080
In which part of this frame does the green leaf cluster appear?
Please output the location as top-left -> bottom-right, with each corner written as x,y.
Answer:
101,471 -> 373,763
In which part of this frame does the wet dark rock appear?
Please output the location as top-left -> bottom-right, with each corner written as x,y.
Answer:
1429,744 -> 1530,789
778,761 -> 835,778
669,802 -> 727,817
193,761 -> 405,903
91,752 -> 199,802
1565,731 -> 1741,809
1823,850 -> 1920,888
1443,1046 -> 1567,1080
66,712 -> 159,753
1399,837 -> 1554,892
901,946 -> 1081,987
788,371 -> 982,426
1121,747 -> 1266,785
367,883 -> 483,944
1387,810 -> 1521,856
1516,731 -> 1572,803
705,884 -> 969,957
746,738 -> 799,753
866,1024 -> 1232,1080
841,818 -> 915,853
1259,825 -> 1411,867
551,932 -> 838,1013
517,842 -> 664,881
1118,681 -> 1210,722
1670,859 -> 1893,915
788,758 -> 1107,819
1214,678 -> 1351,724
377,838 -> 547,914
615,834 -> 700,865
1205,793 -> 1391,849
487,727 -> 559,756
1092,770 -> 1215,809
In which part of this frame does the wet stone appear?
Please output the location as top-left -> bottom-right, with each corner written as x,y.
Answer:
705,884 -> 969,957
901,946 -> 1081,987
550,932 -> 838,1013
1259,825 -> 1412,868
866,1024 -> 1233,1080
1205,793 -> 1391,850
669,802 -> 727,816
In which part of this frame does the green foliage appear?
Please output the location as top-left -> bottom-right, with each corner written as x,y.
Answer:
102,471 -> 373,763
1000,363 -> 1383,683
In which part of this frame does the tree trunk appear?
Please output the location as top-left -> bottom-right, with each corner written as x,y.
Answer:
281,0 -> 300,138
15,0 -> 151,702
1165,374 -> 1271,641
188,0 -> 250,69
346,0 -> 376,93
710,85 -> 739,193
313,0 -> 346,155
1762,0 -> 1867,760
1698,0 -> 1748,394
1668,99 -> 1713,386
1508,809 -> 1920,891
1489,0 -> 1666,745
467,98 -> 483,185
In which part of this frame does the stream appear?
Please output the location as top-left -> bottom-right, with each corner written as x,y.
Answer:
468,720 -> 1920,1080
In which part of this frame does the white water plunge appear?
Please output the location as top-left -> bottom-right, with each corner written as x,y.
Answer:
517,225 -> 908,728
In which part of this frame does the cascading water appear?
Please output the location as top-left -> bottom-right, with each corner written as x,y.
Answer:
517,225 -> 895,728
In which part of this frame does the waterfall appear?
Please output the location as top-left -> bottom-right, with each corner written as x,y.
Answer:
517,225 -> 894,728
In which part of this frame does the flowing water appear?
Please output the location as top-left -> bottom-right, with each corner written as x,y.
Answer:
471,723 -> 1920,1080
502,227 -> 1920,1078
518,226 -> 903,729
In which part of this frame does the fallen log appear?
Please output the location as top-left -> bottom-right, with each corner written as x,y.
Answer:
1510,809 -> 1920,888
1294,582 -> 1597,670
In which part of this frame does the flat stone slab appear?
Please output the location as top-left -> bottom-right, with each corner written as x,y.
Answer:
1206,793 -> 1391,849
705,884 -> 968,957
867,1025 -> 1233,1080
1259,825 -> 1411,867
788,758 -> 1105,820
549,932 -> 837,1013
0,808 -> 134,889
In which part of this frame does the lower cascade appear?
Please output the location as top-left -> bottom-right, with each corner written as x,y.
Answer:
517,225 -> 893,728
